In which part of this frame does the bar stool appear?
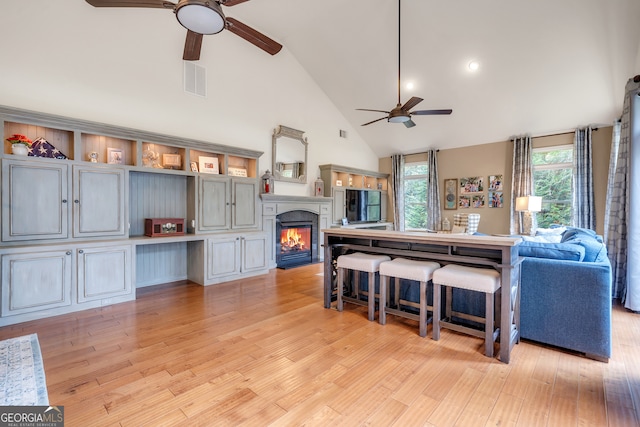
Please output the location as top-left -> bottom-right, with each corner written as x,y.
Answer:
378,258 -> 441,337
336,252 -> 391,321
432,264 -> 501,357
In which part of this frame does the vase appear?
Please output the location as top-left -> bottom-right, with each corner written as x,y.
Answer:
11,144 -> 29,156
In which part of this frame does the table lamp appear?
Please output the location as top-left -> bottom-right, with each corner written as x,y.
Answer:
516,196 -> 542,236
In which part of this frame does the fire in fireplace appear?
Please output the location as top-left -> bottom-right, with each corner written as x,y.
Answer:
277,221 -> 312,268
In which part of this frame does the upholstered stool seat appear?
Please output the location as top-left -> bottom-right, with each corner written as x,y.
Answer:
336,252 -> 391,321
432,264 -> 501,357
378,258 -> 441,337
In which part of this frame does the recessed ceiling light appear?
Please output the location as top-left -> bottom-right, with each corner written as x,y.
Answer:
468,61 -> 480,71
405,82 -> 414,90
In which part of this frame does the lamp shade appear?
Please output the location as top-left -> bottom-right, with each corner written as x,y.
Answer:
515,196 -> 542,212
175,0 -> 225,35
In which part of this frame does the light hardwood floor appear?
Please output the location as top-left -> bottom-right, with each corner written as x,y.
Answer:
1,263 -> 639,426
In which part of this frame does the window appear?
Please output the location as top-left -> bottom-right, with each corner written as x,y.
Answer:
532,145 -> 573,228
404,161 -> 428,230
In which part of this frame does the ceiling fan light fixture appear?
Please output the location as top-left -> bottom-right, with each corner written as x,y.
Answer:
176,0 -> 225,35
388,115 -> 410,123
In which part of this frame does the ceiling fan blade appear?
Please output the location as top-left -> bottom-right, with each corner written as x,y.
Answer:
404,119 -> 416,128
85,0 -> 174,8
361,117 -> 388,126
183,30 -> 203,61
226,17 -> 282,55
221,0 -> 250,5
411,109 -> 453,115
356,108 -> 391,114
401,96 -> 423,112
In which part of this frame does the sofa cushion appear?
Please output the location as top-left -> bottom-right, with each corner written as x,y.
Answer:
518,241 -> 585,261
560,228 -> 607,262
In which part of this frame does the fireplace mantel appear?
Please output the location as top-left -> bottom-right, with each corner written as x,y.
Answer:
260,194 -> 332,268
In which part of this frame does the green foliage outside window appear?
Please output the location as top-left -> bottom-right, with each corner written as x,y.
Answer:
532,147 -> 573,228
404,162 -> 428,230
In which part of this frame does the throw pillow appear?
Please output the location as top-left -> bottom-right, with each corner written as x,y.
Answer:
518,241 -> 585,261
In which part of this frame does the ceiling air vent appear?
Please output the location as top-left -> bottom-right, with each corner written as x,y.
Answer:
184,61 -> 206,97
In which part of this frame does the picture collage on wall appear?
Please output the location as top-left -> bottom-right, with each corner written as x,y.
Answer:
444,174 -> 503,209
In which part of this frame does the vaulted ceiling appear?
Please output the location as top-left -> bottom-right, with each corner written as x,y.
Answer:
227,0 -> 640,156
18,0 -> 640,159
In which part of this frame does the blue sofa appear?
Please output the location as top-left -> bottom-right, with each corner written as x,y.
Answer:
517,227 -> 612,361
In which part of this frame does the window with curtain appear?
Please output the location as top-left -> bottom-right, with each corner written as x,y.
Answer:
532,145 -> 573,227
404,161 -> 428,230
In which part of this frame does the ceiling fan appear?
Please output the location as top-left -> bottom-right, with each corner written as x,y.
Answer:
85,0 -> 283,61
357,0 -> 452,128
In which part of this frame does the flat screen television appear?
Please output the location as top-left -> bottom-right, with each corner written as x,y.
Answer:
346,189 -> 381,223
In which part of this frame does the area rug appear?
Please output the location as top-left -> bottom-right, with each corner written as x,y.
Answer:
0,334 -> 49,405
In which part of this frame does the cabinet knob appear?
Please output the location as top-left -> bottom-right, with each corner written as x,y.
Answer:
74,200 -> 79,204
226,202 -> 230,206
65,251 -> 71,256
78,250 -> 84,254
62,199 -> 67,203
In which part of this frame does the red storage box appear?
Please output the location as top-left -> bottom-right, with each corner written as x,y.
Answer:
144,218 -> 185,237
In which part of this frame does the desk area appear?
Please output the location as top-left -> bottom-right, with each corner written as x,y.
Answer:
322,228 -> 522,363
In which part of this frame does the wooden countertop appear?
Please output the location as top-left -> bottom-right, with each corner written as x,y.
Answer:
322,228 -> 522,247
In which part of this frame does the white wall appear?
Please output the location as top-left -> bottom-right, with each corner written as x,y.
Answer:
0,1 -> 379,196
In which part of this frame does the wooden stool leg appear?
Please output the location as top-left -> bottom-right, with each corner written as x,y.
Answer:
367,272 -> 375,321
485,292 -> 494,358
394,278 -> 400,308
419,280 -> 427,337
433,283 -> 441,340
337,267 -> 345,311
379,275 -> 388,325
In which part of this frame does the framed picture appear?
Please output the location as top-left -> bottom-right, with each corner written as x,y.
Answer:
190,161 -> 198,172
107,147 -> 124,165
341,218 -> 349,226
335,180 -> 343,187
489,174 -> 503,191
472,194 -> 486,208
444,178 -> 457,210
489,191 -> 504,208
459,195 -> 471,208
460,176 -> 484,193
198,156 -> 219,174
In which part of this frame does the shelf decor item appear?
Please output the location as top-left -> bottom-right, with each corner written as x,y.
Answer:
162,153 -> 181,169
28,137 -> 67,159
314,177 -> 324,197
199,156 -> 219,174
261,170 -> 274,194
144,218 -> 185,237
444,178 -> 457,210
107,147 -> 124,164
228,167 -> 248,177
6,134 -> 32,155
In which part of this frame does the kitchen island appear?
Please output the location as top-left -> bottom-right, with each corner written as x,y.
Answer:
322,228 -> 522,363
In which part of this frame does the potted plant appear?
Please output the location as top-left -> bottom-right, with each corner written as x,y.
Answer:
6,134 -> 32,155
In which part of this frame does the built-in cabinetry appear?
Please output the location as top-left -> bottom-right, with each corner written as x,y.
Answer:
319,164 -> 389,225
0,105 -> 268,326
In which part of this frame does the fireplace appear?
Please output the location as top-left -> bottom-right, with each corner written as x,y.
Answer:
276,210 -> 319,269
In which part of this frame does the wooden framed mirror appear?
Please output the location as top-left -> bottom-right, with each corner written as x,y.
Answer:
272,125 -> 307,184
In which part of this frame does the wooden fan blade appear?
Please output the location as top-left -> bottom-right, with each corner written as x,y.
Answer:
361,116 -> 388,126
226,17 -> 282,55
183,30 -> 203,61
401,96 -> 423,112
356,108 -> 391,114
85,0 -> 175,8
411,109 -> 453,115
404,119 -> 416,128
221,0 -> 250,5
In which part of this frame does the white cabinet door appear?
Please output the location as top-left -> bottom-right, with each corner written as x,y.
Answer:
2,159 -> 69,241
232,179 -> 258,229
73,165 -> 127,237
77,245 -> 133,303
1,249 -> 72,317
207,236 -> 240,280
241,233 -> 268,273
199,176 -> 230,231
